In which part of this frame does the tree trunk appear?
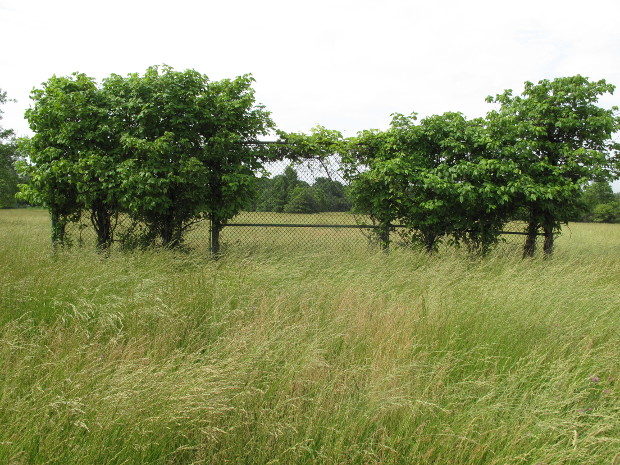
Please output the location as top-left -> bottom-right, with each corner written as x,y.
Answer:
158,211 -> 183,249
421,229 -> 437,254
210,220 -> 222,256
379,222 -> 390,252
51,211 -> 66,248
161,222 -> 182,248
91,200 -> 113,250
160,220 -> 173,247
522,221 -> 538,258
425,236 -> 436,254
543,224 -> 554,258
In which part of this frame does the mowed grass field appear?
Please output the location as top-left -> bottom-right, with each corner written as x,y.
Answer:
1,209 -> 619,464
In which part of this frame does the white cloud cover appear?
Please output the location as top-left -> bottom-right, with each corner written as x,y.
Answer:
2,0 -> 620,185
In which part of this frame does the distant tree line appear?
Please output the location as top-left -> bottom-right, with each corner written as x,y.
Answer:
251,165 -> 351,214
0,89 -> 27,208
576,181 -> 620,223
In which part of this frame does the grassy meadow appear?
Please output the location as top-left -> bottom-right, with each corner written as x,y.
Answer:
1,209 -> 619,464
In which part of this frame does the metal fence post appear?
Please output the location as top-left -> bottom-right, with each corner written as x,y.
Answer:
380,222 -> 390,252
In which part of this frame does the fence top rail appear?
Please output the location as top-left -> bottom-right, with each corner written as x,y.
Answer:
224,222 -> 544,235
225,223 -> 384,229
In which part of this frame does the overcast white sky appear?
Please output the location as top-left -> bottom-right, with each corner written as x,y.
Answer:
2,0 -> 620,186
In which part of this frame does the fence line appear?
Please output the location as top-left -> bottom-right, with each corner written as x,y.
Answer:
64,157 -> 544,254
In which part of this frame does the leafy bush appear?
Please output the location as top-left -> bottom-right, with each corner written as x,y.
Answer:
18,66 -> 274,249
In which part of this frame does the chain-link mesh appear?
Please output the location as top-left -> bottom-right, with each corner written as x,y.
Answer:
65,157 -> 542,255
216,157 -> 369,252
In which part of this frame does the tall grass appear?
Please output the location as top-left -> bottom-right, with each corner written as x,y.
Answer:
1,209 -> 619,464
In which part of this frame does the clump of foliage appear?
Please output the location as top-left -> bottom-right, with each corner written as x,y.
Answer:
246,126 -> 352,214
343,112 -> 522,253
17,72 -> 620,257
486,75 -> 620,256
18,66 -> 274,250
18,73 -> 116,246
343,76 -> 620,256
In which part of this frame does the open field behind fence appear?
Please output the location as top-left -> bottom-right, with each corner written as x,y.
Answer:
1,209 -> 619,464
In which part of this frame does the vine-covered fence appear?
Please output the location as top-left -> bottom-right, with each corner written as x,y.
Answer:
22,69 -> 614,258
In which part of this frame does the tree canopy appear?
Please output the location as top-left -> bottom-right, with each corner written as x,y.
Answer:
578,181 -> 620,223
18,73 -> 113,244
341,76 -> 620,255
343,112 -> 522,252
486,75 -> 620,255
19,66 -> 274,249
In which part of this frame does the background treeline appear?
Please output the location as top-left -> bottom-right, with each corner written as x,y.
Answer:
0,90 -> 28,208
577,181 -> 620,223
251,165 -> 351,213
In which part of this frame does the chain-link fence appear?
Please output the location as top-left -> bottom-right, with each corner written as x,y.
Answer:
64,156 -> 371,252
65,157 -> 540,255
214,156 -> 370,252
